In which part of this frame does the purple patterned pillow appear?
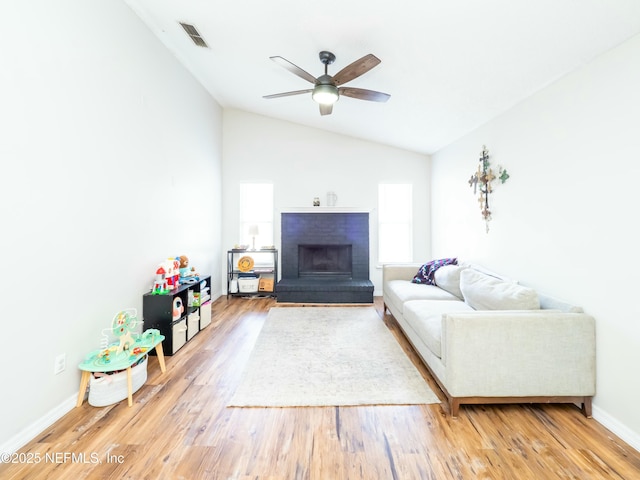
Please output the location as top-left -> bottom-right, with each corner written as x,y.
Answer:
412,258 -> 458,285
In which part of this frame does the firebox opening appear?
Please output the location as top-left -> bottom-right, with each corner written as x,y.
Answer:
298,244 -> 352,278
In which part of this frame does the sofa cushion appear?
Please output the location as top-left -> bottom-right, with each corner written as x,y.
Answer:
403,300 -> 474,358
385,280 -> 459,314
434,265 -> 466,299
458,262 -> 518,284
412,257 -> 458,285
538,293 -> 583,313
460,268 -> 540,310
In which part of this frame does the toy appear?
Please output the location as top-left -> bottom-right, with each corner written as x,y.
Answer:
165,258 -> 181,290
94,311 -> 160,363
113,309 -> 136,354
77,310 -> 166,408
179,255 -> 190,277
178,255 -> 199,282
188,291 -> 201,307
173,296 -> 184,320
152,266 -> 168,295
153,256 -> 198,293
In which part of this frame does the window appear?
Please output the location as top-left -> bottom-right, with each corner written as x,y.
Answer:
378,183 -> 413,263
239,183 -> 274,249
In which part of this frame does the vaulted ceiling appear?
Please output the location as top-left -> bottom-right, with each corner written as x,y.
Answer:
123,0 -> 640,154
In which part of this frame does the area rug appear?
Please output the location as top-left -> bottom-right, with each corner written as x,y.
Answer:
228,307 -> 440,407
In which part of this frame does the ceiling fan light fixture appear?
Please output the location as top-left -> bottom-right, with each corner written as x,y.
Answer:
265,52 -> 388,115
312,84 -> 339,105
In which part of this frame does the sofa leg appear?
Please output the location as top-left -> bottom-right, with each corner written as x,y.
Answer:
582,397 -> 593,418
449,398 -> 460,417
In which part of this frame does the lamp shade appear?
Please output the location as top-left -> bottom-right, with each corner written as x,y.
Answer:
248,224 -> 260,236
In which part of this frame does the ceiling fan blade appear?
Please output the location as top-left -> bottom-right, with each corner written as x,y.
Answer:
319,103 -> 333,116
263,89 -> 313,99
270,56 -> 317,84
332,54 -> 381,86
339,87 -> 390,102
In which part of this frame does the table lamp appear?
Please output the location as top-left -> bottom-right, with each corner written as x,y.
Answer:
248,224 -> 259,250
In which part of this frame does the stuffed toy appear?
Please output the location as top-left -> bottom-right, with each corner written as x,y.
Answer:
179,255 -> 199,280
179,255 -> 190,277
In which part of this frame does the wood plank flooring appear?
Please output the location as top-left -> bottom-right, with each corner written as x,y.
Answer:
2,296 -> 639,479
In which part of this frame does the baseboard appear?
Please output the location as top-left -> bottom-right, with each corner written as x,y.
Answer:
0,394 -> 77,455
593,404 -> 640,453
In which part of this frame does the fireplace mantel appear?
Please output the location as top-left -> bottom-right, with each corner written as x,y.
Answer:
279,207 -> 372,214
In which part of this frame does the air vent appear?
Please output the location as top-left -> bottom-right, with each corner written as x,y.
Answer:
179,22 -> 209,48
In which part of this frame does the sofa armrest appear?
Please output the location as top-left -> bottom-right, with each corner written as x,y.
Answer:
382,263 -> 422,284
441,311 -> 596,398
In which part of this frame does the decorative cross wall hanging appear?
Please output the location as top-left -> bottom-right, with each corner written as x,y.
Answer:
468,145 -> 509,233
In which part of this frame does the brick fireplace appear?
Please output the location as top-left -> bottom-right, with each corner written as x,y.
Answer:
276,211 -> 374,303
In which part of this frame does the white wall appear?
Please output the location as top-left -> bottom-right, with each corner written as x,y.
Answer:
222,109 -> 431,294
431,33 -> 640,449
0,1 -> 223,451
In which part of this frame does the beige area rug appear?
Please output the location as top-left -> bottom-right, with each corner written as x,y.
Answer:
228,307 -> 440,407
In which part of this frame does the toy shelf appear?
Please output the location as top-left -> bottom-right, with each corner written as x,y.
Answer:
142,275 -> 211,355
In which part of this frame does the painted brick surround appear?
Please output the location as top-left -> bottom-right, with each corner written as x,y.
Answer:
277,211 -> 374,303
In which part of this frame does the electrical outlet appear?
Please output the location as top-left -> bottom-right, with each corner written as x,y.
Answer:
54,353 -> 66,375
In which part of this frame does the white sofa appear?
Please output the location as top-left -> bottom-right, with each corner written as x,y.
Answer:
383,262 -> 596,416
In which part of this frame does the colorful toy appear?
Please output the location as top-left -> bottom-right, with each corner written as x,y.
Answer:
165,257 -> 181,290
152,266 -> 168,295
153,256 -> 199,293
179,255 -> 199,283
77,310 -> 166,408
188,291 -> 201,307
173,296 -> 184,320
179,255 -> 190,277
112,309 -> 137,355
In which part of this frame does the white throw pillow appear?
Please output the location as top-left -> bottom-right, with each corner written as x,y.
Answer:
459,268 -> 540,310
433,265 -> 466,299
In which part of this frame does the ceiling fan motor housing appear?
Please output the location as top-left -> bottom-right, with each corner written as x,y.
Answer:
316,74 -> 334,86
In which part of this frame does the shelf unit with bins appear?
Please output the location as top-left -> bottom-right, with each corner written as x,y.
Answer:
142,275 -> 211,355
227,249 -> 278,298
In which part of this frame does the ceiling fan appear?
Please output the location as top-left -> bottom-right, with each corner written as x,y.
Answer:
263,51 -> 390,116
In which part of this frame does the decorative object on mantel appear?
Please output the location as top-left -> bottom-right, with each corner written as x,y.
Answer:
327,191 -> 337,206
468,145 -> 509,233
313,197 -> 320,206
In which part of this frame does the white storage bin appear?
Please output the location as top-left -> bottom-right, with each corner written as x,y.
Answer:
238,277 -> 259,292
172,318 -> 188,353
88,356 -> 148,407
187,312 -> 200,340
200,302 -> 212,329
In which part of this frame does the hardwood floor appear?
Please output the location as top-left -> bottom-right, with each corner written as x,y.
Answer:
2,296 -> 639,479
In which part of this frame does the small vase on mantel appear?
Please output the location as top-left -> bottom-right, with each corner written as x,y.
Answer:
327,191 -> 337,207
313,197 -> 320,206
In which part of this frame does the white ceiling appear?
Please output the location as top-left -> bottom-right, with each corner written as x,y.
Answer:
123,0 -> 640,155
